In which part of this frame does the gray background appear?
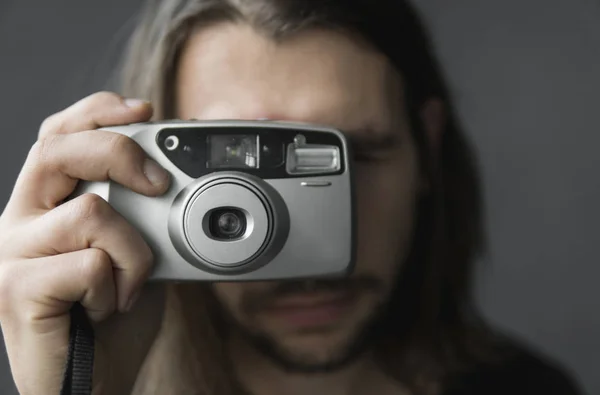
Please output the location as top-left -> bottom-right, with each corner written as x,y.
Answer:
0,0 -> 598,394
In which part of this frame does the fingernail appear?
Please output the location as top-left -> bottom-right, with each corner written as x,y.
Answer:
143,158 -> 170,188
124,290 -> 142,312
124,98 -> 149,108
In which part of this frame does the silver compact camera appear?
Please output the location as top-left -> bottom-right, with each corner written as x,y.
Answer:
72,120 -> 355,281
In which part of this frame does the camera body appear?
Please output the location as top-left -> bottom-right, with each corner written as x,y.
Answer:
72,120 -> 356,281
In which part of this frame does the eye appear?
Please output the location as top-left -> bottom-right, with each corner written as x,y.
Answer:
347,130 -> 401,163
352,142 -> 399,163
353,152 -> 373,161
353,151 -> 389,163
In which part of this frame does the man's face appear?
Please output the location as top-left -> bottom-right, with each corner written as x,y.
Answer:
175,23 -> 425,372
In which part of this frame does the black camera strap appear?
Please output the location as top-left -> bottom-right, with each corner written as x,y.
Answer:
60,302 -> 95,395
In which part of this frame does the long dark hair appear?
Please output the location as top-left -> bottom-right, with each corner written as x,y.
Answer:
119,1 -> 501,394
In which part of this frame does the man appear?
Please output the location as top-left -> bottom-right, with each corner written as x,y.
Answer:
0,0 -> 583,394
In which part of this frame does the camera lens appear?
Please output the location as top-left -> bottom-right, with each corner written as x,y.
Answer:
217,213 -> 241,235
209,208 -> 247,240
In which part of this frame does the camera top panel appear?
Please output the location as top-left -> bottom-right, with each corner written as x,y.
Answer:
155,121 -> 348,179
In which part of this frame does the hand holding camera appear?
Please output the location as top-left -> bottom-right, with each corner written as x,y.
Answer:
0,92 -> 170,394
0,91 -> 355,394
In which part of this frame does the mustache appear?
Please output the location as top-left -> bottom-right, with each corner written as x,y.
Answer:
241,276 -> 383,313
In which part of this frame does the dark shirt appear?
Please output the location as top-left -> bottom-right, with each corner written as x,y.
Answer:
442,346 -> 585,395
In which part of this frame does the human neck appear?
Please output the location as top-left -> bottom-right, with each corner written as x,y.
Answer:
228,335 -> 408,395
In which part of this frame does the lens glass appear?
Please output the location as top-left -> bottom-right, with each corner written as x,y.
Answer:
209,208 -> 247,240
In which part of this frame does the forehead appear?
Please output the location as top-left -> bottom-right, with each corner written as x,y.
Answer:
175,22 -> 404,133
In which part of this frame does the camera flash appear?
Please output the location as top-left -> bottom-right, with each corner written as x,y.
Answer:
286,145 -> 340,174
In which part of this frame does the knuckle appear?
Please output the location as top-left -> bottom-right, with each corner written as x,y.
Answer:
27,135 -> 59,170
38,112 -> 65,138
107,134 -> 140,158
71,193 -> 110,225
80,249 -> 112,287
138,246 -> 155,275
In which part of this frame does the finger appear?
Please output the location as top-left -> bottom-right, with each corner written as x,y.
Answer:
7,129 -> 170,215
38,91 -> 152,139
7,194 -> 153,312
10,249 -> 117,324
0,249 -> 117,395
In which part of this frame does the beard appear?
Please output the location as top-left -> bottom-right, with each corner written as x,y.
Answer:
214,276 -> 391,374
